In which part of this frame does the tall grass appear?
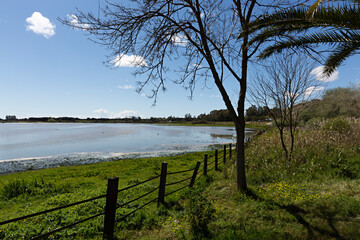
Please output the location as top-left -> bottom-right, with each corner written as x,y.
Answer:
1,179 -> 71,200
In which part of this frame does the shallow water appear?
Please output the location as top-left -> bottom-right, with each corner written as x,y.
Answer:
0,123 -> 255,173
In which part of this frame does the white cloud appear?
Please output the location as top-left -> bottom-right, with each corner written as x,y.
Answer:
169,33 -> 188,46
311,66 -> 339,82
93,108 -> 109,115
26,12 -> 56,39
117,85 -> 134,90
93,109 -> 139,118
304,86 -> 325,97
210,94 -> 220,98
111,110 -> 139,118
67,14 -> 91,30
112,54 -> 148,67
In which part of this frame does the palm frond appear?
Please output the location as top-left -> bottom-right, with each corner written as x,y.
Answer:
259,30 -> 360,59
246,4 -> 360,38
324,42 -> 360,75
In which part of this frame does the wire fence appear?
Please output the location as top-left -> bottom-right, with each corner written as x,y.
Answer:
0,143 -> 234,240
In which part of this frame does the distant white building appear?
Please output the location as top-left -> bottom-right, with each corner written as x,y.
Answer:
6,115 -> 16,121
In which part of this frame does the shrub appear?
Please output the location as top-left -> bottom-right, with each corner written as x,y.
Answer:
304,117 -> 323,129
322,117 -> 350,133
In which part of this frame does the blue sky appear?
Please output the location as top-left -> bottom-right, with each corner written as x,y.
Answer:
1,0 -> 359,119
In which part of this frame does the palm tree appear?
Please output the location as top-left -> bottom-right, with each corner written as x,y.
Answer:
246,0 -> 360,76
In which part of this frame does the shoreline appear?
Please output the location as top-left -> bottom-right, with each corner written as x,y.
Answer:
0,142 -> 234,175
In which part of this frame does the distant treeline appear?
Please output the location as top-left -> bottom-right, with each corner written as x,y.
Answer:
0,116 -> 191,124
245,86 -> 360,122
195,86 -> 360,123
299,86 -> 360,121
2,116 -> 152,124
2,87 -> 359,124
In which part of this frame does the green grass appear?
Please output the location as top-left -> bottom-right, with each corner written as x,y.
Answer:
0,150 -> 218,239
114,118 -> 360,239
1,118 -> 359,239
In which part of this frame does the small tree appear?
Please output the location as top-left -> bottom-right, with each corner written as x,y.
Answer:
184,113 -> 193,121
249,52 -> 321,161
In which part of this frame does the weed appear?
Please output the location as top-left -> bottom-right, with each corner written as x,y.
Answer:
185,189 -> 216,239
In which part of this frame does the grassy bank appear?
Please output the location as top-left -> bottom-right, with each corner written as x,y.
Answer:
1,118 -> 359,239
201,118 -> 360,239
116,118 -> 360,239
0,150 -> 217,239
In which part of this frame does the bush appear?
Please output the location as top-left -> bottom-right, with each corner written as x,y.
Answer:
304,117 -> 323,129
322,117 -> 351,133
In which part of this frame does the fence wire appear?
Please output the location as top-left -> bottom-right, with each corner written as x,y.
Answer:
118,175 -> 159,193
117,186 -> 159,210
167,168 -> 193,175
208,166 -> 216,172
165,184 -> 189,197
115,197 -> 158,223
0,193 -> 106,226
208,159 -> 216,166
165,176 -> 192,186
29,212 -> 104,240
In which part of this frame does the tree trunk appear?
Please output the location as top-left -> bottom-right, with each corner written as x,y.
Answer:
289,125 -> 295,161
235,121 -> 247,192
289,108 -> 294,161
279,128 -> 289,161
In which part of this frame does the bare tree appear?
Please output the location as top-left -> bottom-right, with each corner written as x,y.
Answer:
61,0 -> 309,191
249,52 -> 322,161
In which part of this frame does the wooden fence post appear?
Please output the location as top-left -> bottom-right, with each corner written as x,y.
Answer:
215,149 -> 218,171
223,145 -> 226,164
229,143 -> 232,159
189,161 -> 201,187
103,177 -> 119,240
204,153 -> 208,176
158,162 -> 168,206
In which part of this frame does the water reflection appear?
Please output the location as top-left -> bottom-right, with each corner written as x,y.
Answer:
0,123 -> 256,161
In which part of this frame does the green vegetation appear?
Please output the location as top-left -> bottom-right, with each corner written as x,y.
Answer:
0,151 -> 213,239
1,118 -> 359,239
300,87 -> 360,122
201,117 -> 360,239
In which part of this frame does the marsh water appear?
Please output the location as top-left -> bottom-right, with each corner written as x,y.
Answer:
0,123 -> 255,173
